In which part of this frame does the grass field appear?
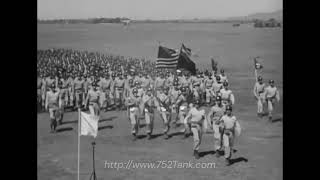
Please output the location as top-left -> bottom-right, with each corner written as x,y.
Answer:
37,23 -> 282,180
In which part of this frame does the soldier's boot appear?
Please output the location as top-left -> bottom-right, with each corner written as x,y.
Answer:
225,158 -> 231,166
132,132 -> 137,141
52,119 -> 57,133
194,150 -> 200,159
50,119 -> 54,133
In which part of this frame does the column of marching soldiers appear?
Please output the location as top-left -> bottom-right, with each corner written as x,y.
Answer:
37,48 -> 280,166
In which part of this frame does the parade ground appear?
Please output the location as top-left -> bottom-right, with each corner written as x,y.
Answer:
37,23 -> 283,180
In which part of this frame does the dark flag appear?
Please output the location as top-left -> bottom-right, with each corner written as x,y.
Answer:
156,46 -> 180,69
211,58 -> 218,72
177,44 -> 196,75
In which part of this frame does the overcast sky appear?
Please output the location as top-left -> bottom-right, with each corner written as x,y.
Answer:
38,0 -> 282,20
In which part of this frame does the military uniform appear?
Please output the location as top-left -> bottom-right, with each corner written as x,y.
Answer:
45,88 -> 60,132
141,91 -> 157,138
207,104 -> 225,150
73,77 -> 84,108
86,88 -> 101,116
253,81 -> 266,116
156,91 -> 171,136
264,84 -> 280,120
219,114 -> 237,161
204,77 -> 215,104
220,87 -> 235,108
126,92 -> 141,138
184,106 -> 206,159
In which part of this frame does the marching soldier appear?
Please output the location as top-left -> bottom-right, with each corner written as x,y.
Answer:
212,75 -> 223,96
220,82 -> 235,109
45,84 -> 60,133
215,105 -> 241,166
204,73 -> 215,106
156,87 -> 171,139
82,75 -> 91,109
57,77 -> 67,125
183,100 -> 206,159
66,74 -> 74,107
141,87 -> 157,139
253,76 -> 266,118
114,73 -> 125,110
37,75 -> 43,111
206,96 -> 225,153
264,80 -> 280,121
219,69 -> 228,83
175,87 -> 190,137
155,73 -> 166,96
85,82 -> 101,116
73,74 -> 84,110
169,81 -> 181,124
126,88 -> 141,141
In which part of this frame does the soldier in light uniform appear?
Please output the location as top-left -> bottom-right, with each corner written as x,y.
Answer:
219,69 -> 228,83
204,73 -> 216,105
105,74 -> 115,111
191,74 -> 202,101
264,80 -> 280,121
73,74 -> 84,110
41,75 -> 47,110
212,75 -> 223,96
85,82 -> 100,116
125,88 -> 141,141
183,100 -> 206,159
169,81 -> 181,124
216,105 -> 241,166
82,75 -> 91,109
45,84 -> 60,133
253,76 -> 266,118
156,87 -> 171,139
154,74 -> 166,96
141,87 -> 157,139
141,73 -> 152,91
175,87 -> 190,137
37,75 -> 43,111
57,77 -> 67,125
66,74 -> 74,107
219,82 -> 235,109
206,96 -> 225,153
114,73 -> 126,110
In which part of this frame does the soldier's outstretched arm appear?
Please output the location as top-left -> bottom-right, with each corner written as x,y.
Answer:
276,89 -> 280,102
230,93 -> 235,105
45,92 -> 49,110
207,108 -> 214,122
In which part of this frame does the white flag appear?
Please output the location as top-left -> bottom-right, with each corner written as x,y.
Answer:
80,112 -> 99,138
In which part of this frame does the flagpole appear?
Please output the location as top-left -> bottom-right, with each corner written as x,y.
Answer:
78,108 -> 80,180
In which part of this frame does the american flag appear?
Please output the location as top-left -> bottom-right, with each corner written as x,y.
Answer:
156,46 -> 180,69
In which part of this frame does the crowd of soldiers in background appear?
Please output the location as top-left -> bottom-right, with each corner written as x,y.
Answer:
37,48 -> 279,165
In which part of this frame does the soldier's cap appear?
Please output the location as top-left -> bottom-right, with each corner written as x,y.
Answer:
269,80 -> 274,84
258,76 -> 263,81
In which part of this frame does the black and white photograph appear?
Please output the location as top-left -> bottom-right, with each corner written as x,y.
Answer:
37,0 -> 283,179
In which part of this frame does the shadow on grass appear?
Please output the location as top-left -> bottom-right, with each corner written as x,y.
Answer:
99,116 -> 117,123
229,157 -> 248,166
61,120 -> 78,125
98,125 -> 114,131
149,133 -> 163,140
56,127 -> 73,133
199,150 -> 216,158
168,131 -> 184,137
137,135 -> 147,139
272,118 -> 282,123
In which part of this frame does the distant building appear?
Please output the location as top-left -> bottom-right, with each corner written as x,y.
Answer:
254,18 -> 281,28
